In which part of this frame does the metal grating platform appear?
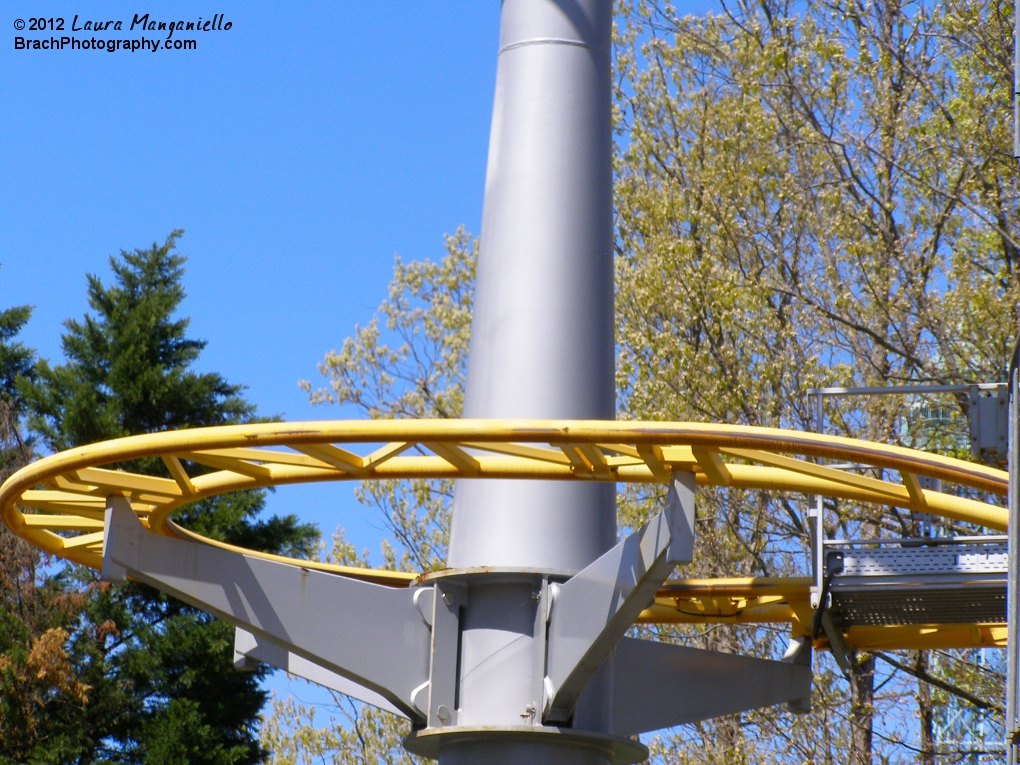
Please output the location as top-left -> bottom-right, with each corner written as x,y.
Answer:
829,544 -> 1007,627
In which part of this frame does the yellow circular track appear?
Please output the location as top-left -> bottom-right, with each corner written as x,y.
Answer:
0,419 -> 1007,651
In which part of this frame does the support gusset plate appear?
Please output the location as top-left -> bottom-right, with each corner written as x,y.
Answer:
607,636 -> 813,735
233,628 -> 406,717
102,497 -> 432,721
544,472 -> 696,722
416,582 -> 466,727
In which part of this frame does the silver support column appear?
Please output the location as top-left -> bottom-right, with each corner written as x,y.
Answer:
441,3 -> 616,761
448,0 -> 617,573
1007,340 -> 1019,763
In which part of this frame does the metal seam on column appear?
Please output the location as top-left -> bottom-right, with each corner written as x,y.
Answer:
499,38 -> 590,54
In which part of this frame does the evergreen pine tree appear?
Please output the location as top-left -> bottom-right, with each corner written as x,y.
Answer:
17,232 -> 318,765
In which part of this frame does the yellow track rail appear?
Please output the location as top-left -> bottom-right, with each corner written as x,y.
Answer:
0,419 -> 1007,650
646,577 -> 1006,650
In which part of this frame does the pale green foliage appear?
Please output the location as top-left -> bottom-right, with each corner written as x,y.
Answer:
615,11 -> 830,432
615,8 -> 836,758
354,479 -> 452,573
618,0 -> 1017,403
320,527 -> 372,569
616,0 -> 1016,761
300,226 -> 474,420
260,695 -> 423,765
299,227 -> 476,573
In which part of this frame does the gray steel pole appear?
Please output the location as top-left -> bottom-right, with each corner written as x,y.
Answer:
1008,343 -> 1019,764
449,0 -> 616,572
443,0 -> 616,761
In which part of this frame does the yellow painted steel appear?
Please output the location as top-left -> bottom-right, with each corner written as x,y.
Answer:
639,577 -> 1007,650
0,419 -> 1008,649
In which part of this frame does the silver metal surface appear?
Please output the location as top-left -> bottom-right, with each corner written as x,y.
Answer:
1008,345 -> 1019,763
806,383 -> 1002,396
435,2 -> 621,759
837,544 -> 1008,577
405,726 -> 647,765
969,383 -> 1009,465
818,611 -> 853,674
448,0 -> 616,573
781,636 -> 812,713
608,637 -> 812,735
456,580 -> 542,728
830,587 -> 1006,627
424,583 -> 466,728
809,501 -> 824,608
828,543 -> 1008,627
544,472 -> 695,722
103,497 -> 432,721
825,535 -> 1007,547
233,628 -> 405,717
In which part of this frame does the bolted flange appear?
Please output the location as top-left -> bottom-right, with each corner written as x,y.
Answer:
403,725 -> 648,765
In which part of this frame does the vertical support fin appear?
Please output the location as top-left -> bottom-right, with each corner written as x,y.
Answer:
544,472 -> 696,722
102,494 -> 132,582
427,583 -> 465,727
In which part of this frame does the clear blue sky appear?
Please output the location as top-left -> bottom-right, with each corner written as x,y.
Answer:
1,0 -> 710,716
2,1 -> 502,555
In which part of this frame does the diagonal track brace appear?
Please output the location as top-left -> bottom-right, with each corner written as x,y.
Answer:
233,628 -> 406,717
544,472 -> 696,722
102,496 -> 432,721
607,637 -> 813,735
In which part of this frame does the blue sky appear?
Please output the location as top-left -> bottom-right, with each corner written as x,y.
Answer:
2,2 -> 502,554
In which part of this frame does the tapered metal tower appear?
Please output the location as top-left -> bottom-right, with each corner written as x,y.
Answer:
430,2 -> 795,761
443,3 -> 618,753
450,0 -> 617,575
